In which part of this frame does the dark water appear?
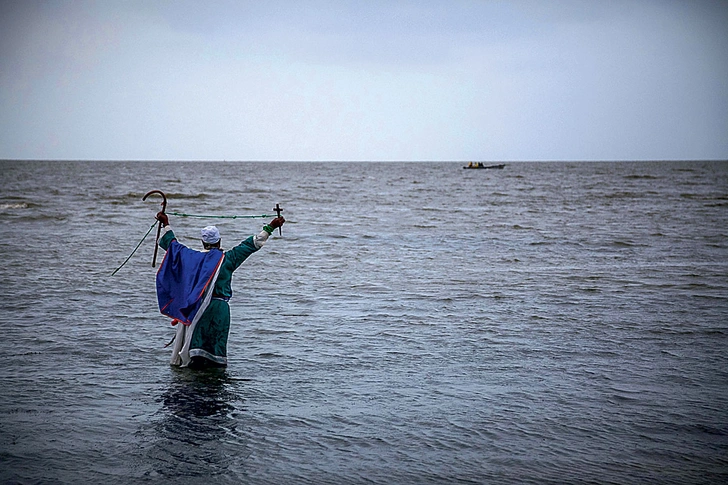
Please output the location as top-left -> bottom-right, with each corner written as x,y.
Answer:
1,160 -> 727,484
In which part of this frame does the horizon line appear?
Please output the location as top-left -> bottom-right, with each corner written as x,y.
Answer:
2,158 -> 727,163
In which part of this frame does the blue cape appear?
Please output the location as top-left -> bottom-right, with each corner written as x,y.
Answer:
156,240 -> 224,325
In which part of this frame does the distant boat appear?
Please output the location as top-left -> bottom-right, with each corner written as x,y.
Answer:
463,162 -> 506,169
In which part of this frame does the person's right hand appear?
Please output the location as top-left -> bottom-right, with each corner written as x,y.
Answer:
156,212 -> 169,226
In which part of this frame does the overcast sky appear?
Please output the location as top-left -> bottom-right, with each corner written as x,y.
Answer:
1,0 -> 727,161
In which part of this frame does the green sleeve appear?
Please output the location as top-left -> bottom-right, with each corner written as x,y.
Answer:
159,228 -> 176,250
224,235 -> 260,270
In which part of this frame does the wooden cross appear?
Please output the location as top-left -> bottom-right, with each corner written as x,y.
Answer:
274,203 -> 283,235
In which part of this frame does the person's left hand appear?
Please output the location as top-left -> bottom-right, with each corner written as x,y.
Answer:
269,216 -> 285,229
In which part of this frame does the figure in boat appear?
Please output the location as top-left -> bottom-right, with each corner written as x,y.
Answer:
464,162 -> 506,169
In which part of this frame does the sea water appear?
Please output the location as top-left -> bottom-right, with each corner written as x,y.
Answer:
1,160 -> 727,484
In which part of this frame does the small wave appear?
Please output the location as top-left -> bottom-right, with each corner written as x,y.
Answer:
251,328 -> 297,335
608,391 -> 643,403
0,202 -> 30,210
623,174 -> 659,180
604,191 -> 640,199
115,191 -> 214,201
610,240 -> 645,247
165,192 -> 213,200
580,287 -> 601,293
255,352 -> 284,358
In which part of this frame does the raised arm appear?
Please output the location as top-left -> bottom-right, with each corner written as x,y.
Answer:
156,212 -> 176,251
225,217 -> 285,269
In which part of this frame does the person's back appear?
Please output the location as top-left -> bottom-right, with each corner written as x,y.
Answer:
155,212 -> 284,367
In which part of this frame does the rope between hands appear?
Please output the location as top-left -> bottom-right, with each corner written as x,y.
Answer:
111,221 -> 157,276
167,212 -> 275,219
111,212 -> 275,275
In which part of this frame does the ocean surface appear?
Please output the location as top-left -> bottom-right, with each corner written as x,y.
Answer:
1,160 -> 727,484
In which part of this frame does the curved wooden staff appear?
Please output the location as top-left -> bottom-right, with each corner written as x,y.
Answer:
142,190 -> 167,267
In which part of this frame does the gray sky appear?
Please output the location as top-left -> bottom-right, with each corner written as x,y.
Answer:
1,0 -> 727,161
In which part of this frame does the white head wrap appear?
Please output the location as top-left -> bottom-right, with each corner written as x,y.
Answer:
200,225 -> 220,244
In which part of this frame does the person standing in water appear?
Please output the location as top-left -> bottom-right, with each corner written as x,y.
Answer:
155,211 -> 285,368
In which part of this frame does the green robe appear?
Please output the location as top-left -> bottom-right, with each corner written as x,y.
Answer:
159,227 -> 265,366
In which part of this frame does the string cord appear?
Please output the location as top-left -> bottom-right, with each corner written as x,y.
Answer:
111,221 -> 157,276
111,212 -> 275,276
167,212 -> 274,219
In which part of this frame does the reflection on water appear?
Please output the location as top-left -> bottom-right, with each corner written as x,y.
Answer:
160,367 -> 236,430
142,368 -> 249,482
